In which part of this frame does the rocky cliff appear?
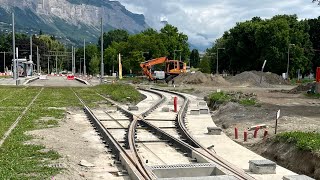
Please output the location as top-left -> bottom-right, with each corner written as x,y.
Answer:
0,0 -> 148,44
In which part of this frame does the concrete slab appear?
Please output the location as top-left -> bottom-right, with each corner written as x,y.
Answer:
137,142 -> 191,166
151,163 -> 228,179
182,93 -> 297,180
283,175 -> 315,180
207,127 -> 222,135
249,160 -> 276,174
28,76 -> 86,87
158,175 -> 237,180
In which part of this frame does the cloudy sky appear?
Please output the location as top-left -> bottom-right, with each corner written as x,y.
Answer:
115,0 -> 320,50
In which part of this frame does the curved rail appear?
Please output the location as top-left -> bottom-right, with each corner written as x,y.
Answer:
73,90 -> 154,180
150,88 -> 255,180
96,90 -> 166,180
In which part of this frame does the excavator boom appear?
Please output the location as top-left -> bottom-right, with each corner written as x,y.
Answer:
140,56 -> 186,81
140,57 -> 168,80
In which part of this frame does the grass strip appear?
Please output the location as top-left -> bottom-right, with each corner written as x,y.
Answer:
276,131 -> 320,152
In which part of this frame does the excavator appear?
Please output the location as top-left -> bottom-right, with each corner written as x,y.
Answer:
140,57 -> 186,82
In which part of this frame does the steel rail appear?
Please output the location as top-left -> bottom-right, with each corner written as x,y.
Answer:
150,88 -> 255,180
72,90 -> 149,180
97,90 -> 166,180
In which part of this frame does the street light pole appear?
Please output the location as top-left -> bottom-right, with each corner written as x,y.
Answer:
100,17 -> 104,84
216,48 -> 225,74
83,39 -> 86,76
12,13 -> 17,81
286,44 -> 295,80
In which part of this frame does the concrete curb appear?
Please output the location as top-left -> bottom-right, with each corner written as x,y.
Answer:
75,77 -> 91,86
23,76 -> 39,85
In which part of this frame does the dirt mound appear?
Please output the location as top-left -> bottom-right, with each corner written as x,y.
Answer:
250,139 -> 320,179
288,83 -> 315,94
174,72 -> 230,86
229,71 -> 288,87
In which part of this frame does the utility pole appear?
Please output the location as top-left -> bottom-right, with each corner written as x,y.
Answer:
3,52 -> 5,73
47,56 -> 50,74
12,13 -> 17,81
100,17 -> 104,84
55,56 -> 58,74
37,46 -> 40,74
83,39 -> 86,76
30,36 -> 32,62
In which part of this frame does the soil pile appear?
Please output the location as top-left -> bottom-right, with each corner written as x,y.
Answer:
288,82 -> 315,94
250,139 -> 320,179
174,72 -> 230,86
229,71 -> 288,87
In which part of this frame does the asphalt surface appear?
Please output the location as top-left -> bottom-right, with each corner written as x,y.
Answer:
28,76 -> 87,87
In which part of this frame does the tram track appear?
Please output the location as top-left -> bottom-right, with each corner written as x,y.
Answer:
73,87 -> 255,180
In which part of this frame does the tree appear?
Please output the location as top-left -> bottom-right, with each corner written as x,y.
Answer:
189,49 -> 200,68
308,17 -> 320,74
89,55 -> 100,75
209,14 -> 314,76
98,29 -> 129,50
160,24 -> 190,61
199,58 -> 211,73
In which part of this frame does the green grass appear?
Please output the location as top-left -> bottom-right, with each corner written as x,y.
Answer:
0,76 -> 10,79
0,87 -> 40,107
0,86 -> 22,100
208,92 -> 231,104
305,93 -> 320,99
94,84 -> 142,103
239,98 -> 257,106
290,78 -> 315,85
0,107 -> 64,179
0,84 -> 142,179
276,132 -> 320,152
34,88 -> 81,108
208,91 -> 257,107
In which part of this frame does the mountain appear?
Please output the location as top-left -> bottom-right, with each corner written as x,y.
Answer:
0,0 -> 148,44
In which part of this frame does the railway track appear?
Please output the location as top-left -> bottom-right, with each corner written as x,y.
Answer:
0,87 -> 43,147
73,88 -> 255,180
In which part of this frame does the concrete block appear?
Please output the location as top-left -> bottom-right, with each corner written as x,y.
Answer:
249,160 -> 276,174
158,175 -> 238,180
39,75 -> 47,80
190,109 -> 200,115
128,106 -> 139,111
207,127 -> 222,135
283,175 -> 315,180
168,101 -> 174,105
162,107 -> 170,112
200,108 -> 209,114
151,163 -> 228,179
198,101 -> 208,107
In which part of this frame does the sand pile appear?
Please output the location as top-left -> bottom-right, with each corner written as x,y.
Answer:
229,71 -> 288,87
174,71 -> 230,86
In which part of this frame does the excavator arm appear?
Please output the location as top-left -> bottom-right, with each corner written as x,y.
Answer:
140,57 -> 168,80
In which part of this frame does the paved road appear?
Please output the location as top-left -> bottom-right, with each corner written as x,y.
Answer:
28,76 -> 87,87
0,77 -> 26,85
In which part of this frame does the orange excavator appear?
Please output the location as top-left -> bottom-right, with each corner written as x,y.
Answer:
140,57 -> 186,82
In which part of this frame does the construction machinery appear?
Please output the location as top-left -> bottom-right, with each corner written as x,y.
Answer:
140,57 -> 186,82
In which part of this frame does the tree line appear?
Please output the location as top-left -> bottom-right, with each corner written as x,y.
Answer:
203,15 -> 320,77
0,24 -> 198,75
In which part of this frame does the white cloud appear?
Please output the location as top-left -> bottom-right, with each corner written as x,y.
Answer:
116,0 -> 320,50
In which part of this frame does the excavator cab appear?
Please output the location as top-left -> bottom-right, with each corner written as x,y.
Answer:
166,60 -> 186,75
140,57 -> 186,81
